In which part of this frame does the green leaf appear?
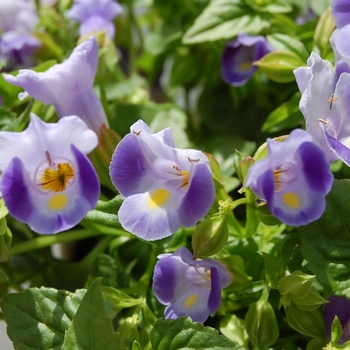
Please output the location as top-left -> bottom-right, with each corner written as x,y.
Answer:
267,34 -> 309,62
63,278 -> 124,350
261,92 -> 303,133
259,252 -> 283,289
254,50 -> 305,83
219,314 -> 248,348
300,179 -> 350,297
0,268 -> 8,284
182,0 -> 270,44
150,317 -> 243,350
101,286 -> 142,313
245,0 -> 292,13
313,6 -> 335,54
1,287 -> 86,349
331,316 -> 342,344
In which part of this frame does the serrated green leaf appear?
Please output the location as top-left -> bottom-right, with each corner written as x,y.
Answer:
1,287 -> 86,349
63,278 -> 123,350
300,179 -> 350,297
182,0 -> 270,44
150,317 -> 243,350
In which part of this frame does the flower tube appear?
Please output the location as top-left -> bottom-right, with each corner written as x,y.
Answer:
294,52 -> 350,166
245,129 -> 333,226
0,114 -> 100,234
221,33 -> 273,86
67,0 -> 123,39
2,36 -> 108,135
109,120 -> 215,241
153,247 -> 233,323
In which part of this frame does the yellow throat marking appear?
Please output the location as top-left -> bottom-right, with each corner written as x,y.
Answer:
148,188 -> 171,208
282,192 -> 300,209
184,294 -> 199,309
48,194 -> 69,211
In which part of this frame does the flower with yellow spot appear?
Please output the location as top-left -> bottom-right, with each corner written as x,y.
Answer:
221,33 -> 273,87
0,113 -> 100,234
153,247 -> 233,323
245,129 -> 333,226
109,120 -> 215,241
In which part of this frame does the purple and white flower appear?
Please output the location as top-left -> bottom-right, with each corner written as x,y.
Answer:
153,247 -> 233,323
0,0 -> 41,70
294,52 -> 350,166
245,129 -> 333,226
0,114 -> 100,234
67,0 -> 123,40
324,294 -> 350,345
109,120 -> 215,241
2,36 -> 108,135
221,33 -> 273,87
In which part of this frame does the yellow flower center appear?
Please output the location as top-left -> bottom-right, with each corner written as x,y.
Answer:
148,188 -> 171,208
38,163 -> 75,193
239,61 -> 252,70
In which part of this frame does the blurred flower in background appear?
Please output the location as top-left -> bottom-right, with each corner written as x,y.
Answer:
0,114 -> 100,234
153,247 -> 233,323
109,120 -> 215,241
0,0 -> 41,70
221,33 -> 273,87
2,36 -> 108,135
324,294 -> 350,345
67,0 -> 123,40
245,129 -> 333,226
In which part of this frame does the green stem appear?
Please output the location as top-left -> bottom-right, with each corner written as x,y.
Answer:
126,1 -> 137,76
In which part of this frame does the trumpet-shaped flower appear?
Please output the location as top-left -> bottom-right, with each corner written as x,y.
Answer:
0,0 -> 40,70
0,114 -> 100,234
153,247 -> 233,323
67,0 -> 123,39
221,33 -> 273,86
2,36 -> 108,135
109,120 -> 215,241
324,294 -> 350,345
245,129 -> 333,226
294,52 -> 350,166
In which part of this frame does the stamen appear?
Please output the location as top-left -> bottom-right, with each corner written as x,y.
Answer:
327,93 -> 339,110
273,163 -> 297,193
187,157 -> 200,163
132,130 -> 141,135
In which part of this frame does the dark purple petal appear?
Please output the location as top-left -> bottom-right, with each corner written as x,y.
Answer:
153,256 -> 182,303
71,144 -> 100,207
324,294 -> 350,344
178,163 -> 215,227
109,134 -> 154,197
297,141 -> 333,193
332,0 -> 350,28
1,157 -> 34,222
207,267 -> 222,314
324,130 -> 350,166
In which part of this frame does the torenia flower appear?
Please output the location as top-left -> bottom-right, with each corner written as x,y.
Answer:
294,52 -> 350,165
67,0 -> 123,40
2,36 -> 108,135
0,0 -> 40,70
109,120 -> 215,241
221,33 -> 273,86
324,294 -> 350,345
0,114 -> 100,234
153,247 -> 233,323
245,129 -> 333,226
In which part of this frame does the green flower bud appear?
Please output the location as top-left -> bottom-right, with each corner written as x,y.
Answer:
192,214 -> 229,258
245,288 -> 279,349
285,302 -> 326,339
